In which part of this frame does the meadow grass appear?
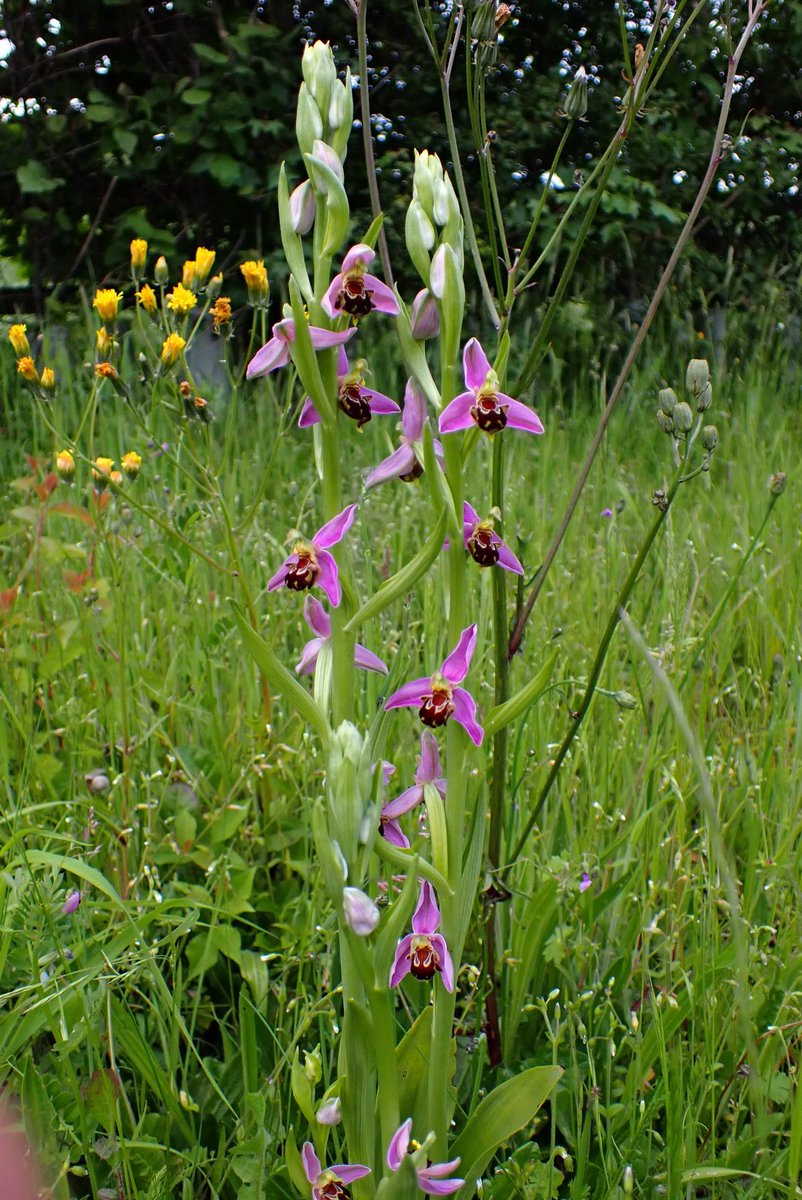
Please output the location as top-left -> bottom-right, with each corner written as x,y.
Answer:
0,314 -> 800,1200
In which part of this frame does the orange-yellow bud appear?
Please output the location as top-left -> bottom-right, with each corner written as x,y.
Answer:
181,260 -> 197,290
17,356 -> 38,383
92,457 -> 114,489
96,326 -> 114,360
8,323 -> 29,357
154,255 -> 169,285
40,367 -> 55,392
93,288 -> 123,326
130,238 -> 148,277
136,284 -> 157,315
56,449 -> 75,479
194,247 -> 215,284
240,260 -> 269,306
121,450 -> 142,478
161,333 -> 186,366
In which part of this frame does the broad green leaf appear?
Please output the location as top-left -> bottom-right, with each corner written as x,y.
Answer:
288,274 -> 335,422
21,1054 -> 68,1198
450,1065 -> 563,1198
23,850 -> 122,906
232,602 -> 330,745
484,647 -> 559,738
345,508 -> 448,634
182,87 -> 212,105
396,1006 -> 433,1133
284,1127 -> 308,1197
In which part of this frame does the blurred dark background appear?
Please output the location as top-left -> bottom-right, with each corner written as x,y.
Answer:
0,0 -> 799,323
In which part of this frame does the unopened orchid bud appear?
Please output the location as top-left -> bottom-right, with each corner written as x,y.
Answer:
304,1047 -> 322,1084
290,180 -> 316,234
623,1165 -> 634,1194
430,243 -> 455,300
311,139 -> 344,184
656,409 -> 674,434
316,1098 -> 342,1126
672,401 -> 693,433
702,424 -> 719,452
433,175 -> 459,228
406,199 -> 436,282
657,387 -> 677,414
302,40 -> 337,114
410,289 -> 440,340
330,70 -> 354,162
328,80 -> 347,138
296,84 -> 324,156
769,471 -> 786,496
564,66 -> 588,120
342,886 -> 380,936
412,149 -> 441,219
685,358 -> 710,399
328,722 -> 373,865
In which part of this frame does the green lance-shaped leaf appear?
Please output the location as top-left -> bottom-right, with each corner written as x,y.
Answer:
312,796 -> 348,901
345,507 -> 448,635
449,1066 -> 563,1199
394,290 -> 441,411
304,152 -> 350,259
278,164 -> 313,303
232,602 -> 331,745
361,210 -> 385,251
373,834 -> 452,897
396,1007 -> 434,1135
284,1128 -> 310,1199
288,274 -> 336,423
483,647 -> 560,739
341,997 -> 377,1182
23,849 -> 121,906
423,425 -> 459,538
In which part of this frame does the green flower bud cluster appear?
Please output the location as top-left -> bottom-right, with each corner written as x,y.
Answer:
655,358 -> 718,465
406,151 -> 463,290
326,720 -> 374,869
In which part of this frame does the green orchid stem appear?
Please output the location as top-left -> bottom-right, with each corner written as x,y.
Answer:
510,426 -> 701,863
356,0 -> 393,286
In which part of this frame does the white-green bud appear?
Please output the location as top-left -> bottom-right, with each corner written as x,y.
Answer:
672,401 -> 693,433
695,380 -> 712,412
311,138 -> 344,185
328,722 -> 372,866
563,66 -> 588,120
342,887 -> 380,936
702,424 -> 718,451
433,175 -> 460,228
623,1165 -> 634,1194
302,41 -> 337,114
290,179 -> 316,234
296,84 -> 323,156
329,70 -> 354,162
770,471 -> 786,495
412,149 -> 443,219
304,1047 -> 322,1084
685,357 -> 710,399
472,0 -> 498,41
657,387 -> 677,415
613,690 -> 638,710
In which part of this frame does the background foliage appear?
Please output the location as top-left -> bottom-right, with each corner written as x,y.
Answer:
0,0 -> 800,321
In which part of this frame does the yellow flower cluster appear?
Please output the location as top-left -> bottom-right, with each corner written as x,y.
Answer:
167,283 -> 197,319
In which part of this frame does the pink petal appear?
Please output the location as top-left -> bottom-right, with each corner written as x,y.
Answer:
439,391 -> 477,434
354,642 -> 388,674
451,686 -> 484,746
499,395 -> 545,434
332,1165 -> 371,1185
433,439 -> 445,463
321,273 -> 344,319
417,730 -> 441,783
246,320 -> 294,378
412,880 -> 440,934
422,1160 -> 463,1180
420,1175 -> 464,1195
364,388 -> 401,415
429,933 -> 454,991
497,542 -> 524,574
304,595 -> 331,638
362,272 -> 400,315
384,677 -> 431,710
463,337 -> 492,392
308,323 -> 358,350
401,379 -> 427,442
389,936 -> 415,988
382,784 -> 425,819
342,243 -> 375,272
315,549 -> 341,607
267,556 -> 293,592
387,1119 -> 413,1170
381,817 -> 410,849
463,501 -> 480,530
441,625 -> 477,683
314,503 -> 358,550
295,637 -> 323,675
410,289 -> 440,339
302,1143 -> 322,1184
364,445 -> 416,490
381,760 -> 396,785
299,397 -> 321,428
336,344 -> 350,378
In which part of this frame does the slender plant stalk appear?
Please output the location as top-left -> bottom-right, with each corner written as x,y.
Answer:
356,0 -> 393,286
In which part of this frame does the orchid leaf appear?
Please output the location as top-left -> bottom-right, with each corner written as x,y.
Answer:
232,602 -> 331,745
278,164 -> 313,303
345,508 -> 448,634
484,647 -> 559,738
450,1066 -> 563,1199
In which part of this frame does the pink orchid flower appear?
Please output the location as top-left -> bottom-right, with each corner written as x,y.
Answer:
295,595 -> 388,675
268,504 -> 357,608
301,1142 -> 370,1200
439,337 -> 544,435
384,625 -> 483,746
299,346 -> 400,429
463,501 -> 523,573
387,1118 -> 464,1196
246,317 -> 357,379
381,731 -> 446,826
364,379 -> 444,489
390,880 -> 454,992
322,243 -> 400,320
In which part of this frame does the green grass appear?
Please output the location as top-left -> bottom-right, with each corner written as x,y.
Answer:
0,314 -> 800,1200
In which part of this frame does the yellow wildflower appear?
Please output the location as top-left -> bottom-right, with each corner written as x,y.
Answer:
167,283 -> 197,319
136,284 -> 157,314
240,259 -> 269,305
40,367 -> 55,392
56,449 -> 75,480
93,288 -> 123,325
154,255 -> 169,285
130,238 -> 148,277
96,326 -> 114,359
92,457 -> 114,489
194,246 -> 215,284
17,356 -> 38,383
161,333 -> 186,366
121,451 -> 142,478
210,297 -> 232,331
181,260 -> 197,289
95,362 -> 119,381
8,323 -> 29,357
